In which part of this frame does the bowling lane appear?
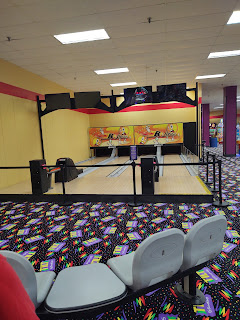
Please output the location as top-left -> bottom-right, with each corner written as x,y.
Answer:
155,154 -> 208,194
77,157 -> 109,169
48,156 -> 131,194
163,154 -> 190,177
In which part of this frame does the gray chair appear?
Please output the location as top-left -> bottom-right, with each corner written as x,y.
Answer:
107,228 -> 185,291
45,263 -> 127,312
0,250 -> 55,309
175,215 -> 227,304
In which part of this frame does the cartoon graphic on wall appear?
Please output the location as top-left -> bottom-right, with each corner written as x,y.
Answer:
134,123 -> 183,145
89,126 -> 134,147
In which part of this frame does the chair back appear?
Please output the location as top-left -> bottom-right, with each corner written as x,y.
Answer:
181,215 -> 227,271
132,228 -> 184,291
0,250 -> 38,307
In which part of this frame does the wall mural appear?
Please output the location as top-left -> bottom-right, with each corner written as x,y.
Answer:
89,123 -> 183,147
89,126 -> 134,147
134,123 -> 183,145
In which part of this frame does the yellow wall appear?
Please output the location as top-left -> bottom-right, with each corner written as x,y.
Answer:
0,58 -> 89,190
0,58 -> 73,95
42,110 -> 90,165
89,107 -> 196,127
0,93 -> 42,188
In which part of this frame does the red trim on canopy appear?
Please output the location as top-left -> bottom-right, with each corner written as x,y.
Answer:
74,102 -> 195,114
0,82 -> 45,101
74,108 -> 111,114
119,102 -> 195,113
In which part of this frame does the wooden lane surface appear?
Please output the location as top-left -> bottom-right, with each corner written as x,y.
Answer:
163,154 -> 190,177
48,156 -> 132,194
155,176 -> 209,194
155,154 -> 208,195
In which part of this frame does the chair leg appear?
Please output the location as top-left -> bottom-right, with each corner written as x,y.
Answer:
174,273 -> 206,305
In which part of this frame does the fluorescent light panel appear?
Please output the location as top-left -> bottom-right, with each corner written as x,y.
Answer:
208,50 -> 240,58
54,29 -> 110,44
214,106 -> 223,109
227,11 -> 240,24
110,82 -> 137,87
95,67 -> 129,75
195,74 -> 226,80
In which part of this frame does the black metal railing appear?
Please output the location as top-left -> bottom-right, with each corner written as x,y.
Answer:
0,156 -> 227,207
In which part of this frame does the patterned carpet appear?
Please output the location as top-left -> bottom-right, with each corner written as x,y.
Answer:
0,146 -> 240,320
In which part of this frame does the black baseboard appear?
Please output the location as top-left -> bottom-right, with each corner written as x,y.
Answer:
0,193 -> 213,204
223,154 -> 236,157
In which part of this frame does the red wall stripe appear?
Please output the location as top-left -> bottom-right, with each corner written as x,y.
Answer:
0,82 -> 44,101
210,114 -> 240,119
210,115 -> 223,119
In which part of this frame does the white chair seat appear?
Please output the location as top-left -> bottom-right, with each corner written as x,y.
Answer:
46,263 -> 127,312
35,271 -> 55,308
107,252 -> 135,287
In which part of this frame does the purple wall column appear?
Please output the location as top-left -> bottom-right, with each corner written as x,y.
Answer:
202,104 -> 210,147
223,86 -> 237,156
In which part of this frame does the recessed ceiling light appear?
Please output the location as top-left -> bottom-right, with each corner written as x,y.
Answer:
94,68 -> 129,75
195,74 -> 226,80
214,106 -> 224,109
110,82 -> 137,87
54,29 -> 110,44
120,93 -> 124,95
208,50 -> 240,58
227,11 -> 240,24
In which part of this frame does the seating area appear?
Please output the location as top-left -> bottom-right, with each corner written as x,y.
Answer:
0,215 -> 227,318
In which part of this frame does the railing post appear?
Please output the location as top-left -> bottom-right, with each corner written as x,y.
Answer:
60,164 -> 66,195
132,161 -> 137,204
211,154 -> 218,192
213,159 -> 228,207
202,140 -> 206,162
128,161 -> 142,207
205,152 -> 211,185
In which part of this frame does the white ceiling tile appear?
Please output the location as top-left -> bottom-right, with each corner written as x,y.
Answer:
165,12 -> 229,32
22,0 -> 98,22
0,0 -> 239,105
166,26 -> 223,42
